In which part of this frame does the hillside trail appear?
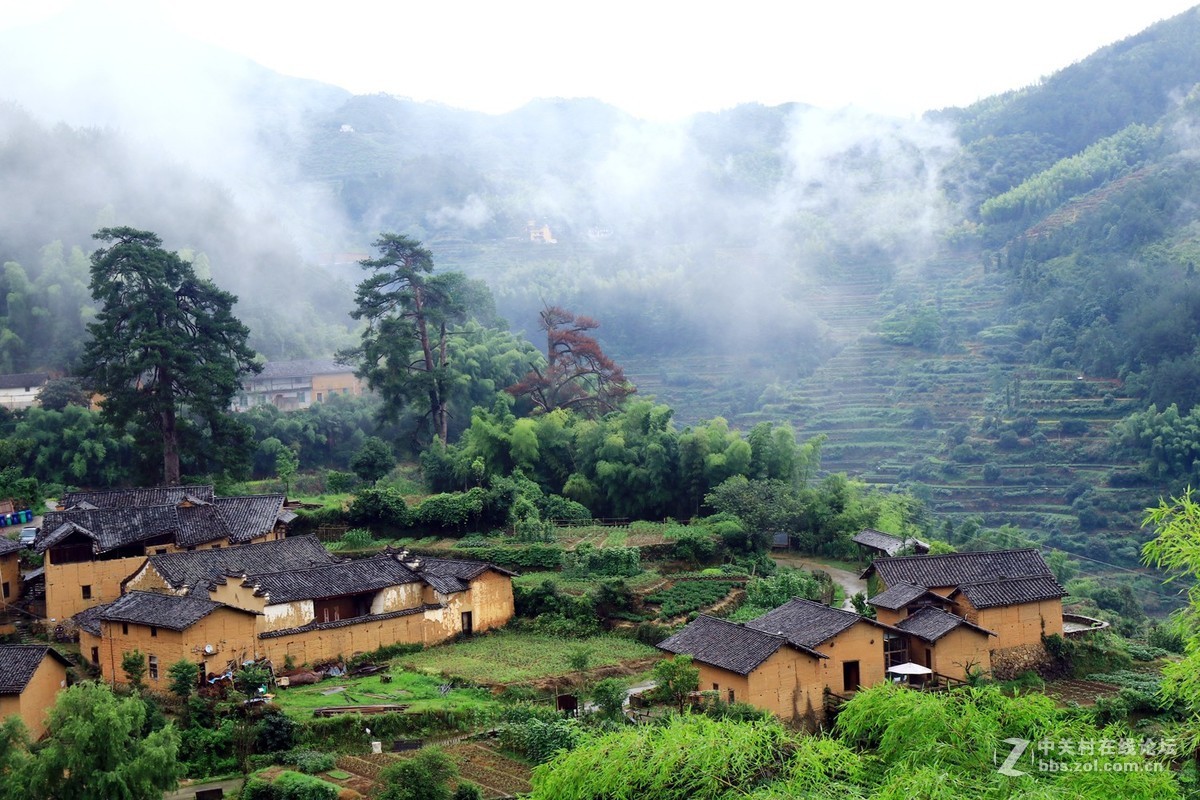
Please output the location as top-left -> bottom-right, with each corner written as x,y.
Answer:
771,552 -> 866,610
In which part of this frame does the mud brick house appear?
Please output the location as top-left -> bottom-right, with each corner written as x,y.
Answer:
658,598 -> 902,726
35,486 -> 294,621
862,548 -> 1066,650
0,644 -> 71,739
80,544 -> 516,684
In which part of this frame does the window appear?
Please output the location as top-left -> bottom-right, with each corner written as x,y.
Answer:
150,626 -> 158,637
316,392 -> 323,402
90,647 -> 99,665
712,683 -> 719,691
122,623 -> 129,635
211,544 -> 222,550
728,689 -> 735,703
154,548 -> 167,555
884,633 -> 908,669
81,585 -> 92,599
148,655 -> 158,681
1,582 -> 8,599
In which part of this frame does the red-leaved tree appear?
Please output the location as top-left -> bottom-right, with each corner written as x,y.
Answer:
507,305 -> 634,416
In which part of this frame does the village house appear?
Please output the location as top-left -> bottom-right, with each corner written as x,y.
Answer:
658,598 -> 905,726
0,372 -> 48,410
81,544 -> 516,685
862,548 -> 1066,677
0,538 -> 22,635
232,359 -> 363,412
35,486 -> 294,621
0,644 -> 71,739
852,528 -> 930,558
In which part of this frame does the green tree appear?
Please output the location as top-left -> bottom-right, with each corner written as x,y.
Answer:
350,436 -> 395,485
122,649 -> 147,693
275,444 -> 299,494
167,660 -> 198,701
20,682 -> 182,800
35,377 -> 89,412
79,228 -> 259,485
339,234 -> 479,445
377,747 -> 458,800
650,655 -> 699,713
1142,490 -> 1200,719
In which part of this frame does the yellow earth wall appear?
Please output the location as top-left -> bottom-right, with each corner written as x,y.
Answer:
45,555 -> 146,621
97,609 -> 260,686
925,628 -> 992,680
122,562 -> 173,594
0,655 -> 67,739
0,552 -> 20,604
816,621 -> 888,696
258,609 -> 431,666
312,373 -> 363,400
463,571 -> 515,632
966,600 -> 1062,650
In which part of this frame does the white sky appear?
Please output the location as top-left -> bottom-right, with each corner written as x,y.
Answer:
3,0 -> 1199,120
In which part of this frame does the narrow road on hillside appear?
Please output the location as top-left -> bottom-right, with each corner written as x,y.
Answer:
771,553 -> 867,610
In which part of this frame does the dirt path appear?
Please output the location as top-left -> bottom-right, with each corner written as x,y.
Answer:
771,553 -> 866,610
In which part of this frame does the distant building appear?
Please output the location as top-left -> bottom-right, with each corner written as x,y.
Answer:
233,359 -> 363,412
0,373 -> 48,410
852,529 -> 929,558
527,221 -> 557,243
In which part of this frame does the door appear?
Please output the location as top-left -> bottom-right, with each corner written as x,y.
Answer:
461,611 -> 473,635
842,660 -> 860,692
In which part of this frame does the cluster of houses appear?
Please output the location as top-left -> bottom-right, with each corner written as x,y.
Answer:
2,497 -> 1079,738
658,531 -> 1070,727
1,484 -> 515,737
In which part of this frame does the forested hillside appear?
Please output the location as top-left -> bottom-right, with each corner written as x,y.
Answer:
2,4 -> 1200,588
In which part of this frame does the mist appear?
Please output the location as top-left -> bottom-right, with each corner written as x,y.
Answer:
0,5 -> 966,416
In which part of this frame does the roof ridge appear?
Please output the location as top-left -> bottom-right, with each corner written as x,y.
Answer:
878,547 -> 1039,564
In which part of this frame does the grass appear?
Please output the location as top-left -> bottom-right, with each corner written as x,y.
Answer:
270,669 -> 497,719
511,569 -> 663,595
398,631 -> 660,685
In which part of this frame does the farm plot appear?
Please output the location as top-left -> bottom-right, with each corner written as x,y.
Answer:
399,631 -> 659,685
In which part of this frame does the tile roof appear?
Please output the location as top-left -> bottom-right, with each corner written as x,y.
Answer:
0,537 -> 21,556
411,556 -> 516,595
0,644 -> 68,694
240,554 -> 421,604
253,359 -> 354,380
140,535 -> 339,592
0,372 -> 48,390
853,529 -> 913,556
657,615 -> 800,674
951,576 -> 1067,609
38,506 -> 179,553
895,607 -> 995,643
865,548 -> 1054,588
213,496 -> 291,543
73,603 -> 109,637
746,598 -> 882,650
59,485 -> 215,509
37,493 -> 292,554
98,591 -> 250,631
868,582 -> 950,611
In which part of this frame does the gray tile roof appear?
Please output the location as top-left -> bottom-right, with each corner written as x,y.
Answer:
0,537 -> 21,556
253,359 -> 354,380
951,576 -> 1067,609
866,548 -> 1054,588
240,554 -> 421,604
895,607 -> 995,643
37,493 -> 292,554
141,535 -> 339,592
73,603 -> 109,637
60,485 -> 215,509
868,582 -> 949,611
98,591 -> 251,631
854,529 -> 915,556
0,644 -> 69,694
0,372 -> 48,391
657,615 -> 801,674
213,496 -> 290,543
412,556 -> 516,595
746,598 -> 883,650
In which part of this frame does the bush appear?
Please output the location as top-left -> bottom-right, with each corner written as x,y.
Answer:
281,749 -> 336,774
340,528 -> 374,549
274,770 -> 339,800
378,747 -> 458,800
347,487 -> 412,529
416,489 -> 486,531
497,707 -> 583,763
561,543 -> 641,578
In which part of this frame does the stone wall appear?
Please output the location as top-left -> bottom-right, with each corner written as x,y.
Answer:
989,641 -> 1053,681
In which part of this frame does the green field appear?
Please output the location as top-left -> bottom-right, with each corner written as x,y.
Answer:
397,631 -> 659,685
270,669 -> 496,719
